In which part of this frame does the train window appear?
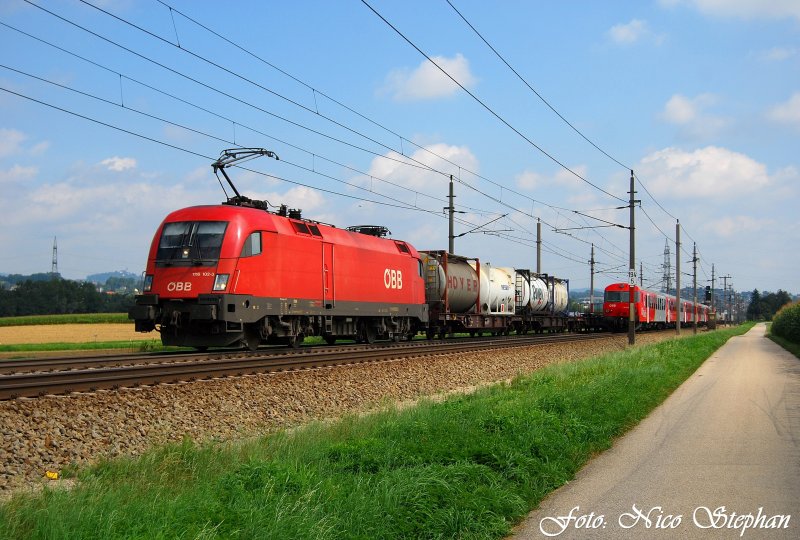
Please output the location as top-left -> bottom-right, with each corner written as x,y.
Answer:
605,291 -> 628,302
156,221 -> 227,266
308,224 -> 322,237
241,232 -> 262,257
395,241 -> 410,254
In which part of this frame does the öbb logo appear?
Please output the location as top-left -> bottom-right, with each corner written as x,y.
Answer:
384,269 -> 403,289
167,281 -> 192,292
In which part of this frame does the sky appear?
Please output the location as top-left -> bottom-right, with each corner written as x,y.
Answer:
0,0 -> 798,296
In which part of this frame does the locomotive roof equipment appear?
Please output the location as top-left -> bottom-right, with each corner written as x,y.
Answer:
212,147 -> 279,210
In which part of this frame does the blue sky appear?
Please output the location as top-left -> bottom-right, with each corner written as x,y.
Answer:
0,0 -> 798,296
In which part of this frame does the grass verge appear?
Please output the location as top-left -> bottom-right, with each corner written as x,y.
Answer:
0,340 -> 169,354
0,313 -> 131,327
0,324 -> 752,539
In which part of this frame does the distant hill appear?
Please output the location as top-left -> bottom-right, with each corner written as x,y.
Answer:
86,270 -> 140,285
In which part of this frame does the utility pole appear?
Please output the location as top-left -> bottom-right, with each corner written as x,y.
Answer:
640,261 -> 643,287
676,220 -> 681,336
536,219 -> 542,274
692,242 -> 698,335
628,170 -> 637,346
448,175 -> 455,254
720,274 -> 731,324
711,264 -> 715,312
589,244 -> 595,314
662,239 -> 671,293
728,284 -> 734,324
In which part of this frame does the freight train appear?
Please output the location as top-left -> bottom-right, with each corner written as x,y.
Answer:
128,200 -> 574,349
602,282 -> 710,331
128,149 -> 709,349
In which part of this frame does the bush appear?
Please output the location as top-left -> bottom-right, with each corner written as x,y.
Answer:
771,301 -> 800,344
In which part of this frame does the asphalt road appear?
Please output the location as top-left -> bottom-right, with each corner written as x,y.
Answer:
511,323 -> 800,539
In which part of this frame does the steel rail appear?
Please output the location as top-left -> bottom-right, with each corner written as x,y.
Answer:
0,333 -> 611,400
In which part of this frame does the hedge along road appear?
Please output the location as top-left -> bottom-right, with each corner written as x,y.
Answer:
511,323 -> 800,539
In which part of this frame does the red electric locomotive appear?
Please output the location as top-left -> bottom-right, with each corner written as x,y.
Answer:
129,149 -> 428,349
602,282 -> 710,331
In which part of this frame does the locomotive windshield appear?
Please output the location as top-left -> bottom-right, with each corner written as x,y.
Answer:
604,290 -> 640,302
156,221 -> 227,266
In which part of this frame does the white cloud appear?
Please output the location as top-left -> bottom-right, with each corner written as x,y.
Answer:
637,146 -> 769,199
0,128 -> 26,159
381,54 -> 477,101
516,165 -> 589,192
516,170 -> 544,190
660,0 -> 800,20
759,47 -> 797,62
608,19 -> 648,44
0,164 -> 37,184
767,93 -> 800,127
367,142 -> 479,191
100,156 -> 137,172
607,19 -> 664,45
29,141 -> 50,156
708,215 -> 775,238
659,93 -> 729,138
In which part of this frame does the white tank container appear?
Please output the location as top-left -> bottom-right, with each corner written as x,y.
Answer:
512,270 -> 531,309
471,263 -> 515,314
549,279 -> 569,313
528,275 -> 549,312
420,252 -> 479,312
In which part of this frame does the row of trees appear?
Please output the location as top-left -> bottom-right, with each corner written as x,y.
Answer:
746,289 -> 793,321
0,279 -> 134,317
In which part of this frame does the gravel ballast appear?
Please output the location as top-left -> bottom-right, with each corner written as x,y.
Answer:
1,332 -> 686,497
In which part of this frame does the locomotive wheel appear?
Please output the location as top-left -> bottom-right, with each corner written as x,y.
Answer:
287,334 -> 302,348
364,326 -> 377,344
244,326 -> 261,351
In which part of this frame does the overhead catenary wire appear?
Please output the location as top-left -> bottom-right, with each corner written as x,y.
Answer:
10,1 -> 696,275
1,16 -> 614,257
0,84 -> 597,267
444,0 -> 632,172
440,1 -> 714,275
359,0 -> 626,204
12,2 -> 617,253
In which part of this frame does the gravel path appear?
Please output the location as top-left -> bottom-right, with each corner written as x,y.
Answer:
0,331 -> 685,498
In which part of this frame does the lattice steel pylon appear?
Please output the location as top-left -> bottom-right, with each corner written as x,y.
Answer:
51,236 -> 58,277
662,238 -> 671,293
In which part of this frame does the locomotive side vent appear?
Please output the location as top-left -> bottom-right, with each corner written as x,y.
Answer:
346,225 -> 391,238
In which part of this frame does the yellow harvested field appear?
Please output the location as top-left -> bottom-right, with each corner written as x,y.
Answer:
0,324 -> 155,345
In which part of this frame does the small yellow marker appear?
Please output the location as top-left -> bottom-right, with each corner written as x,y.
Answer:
45,471 -> 59,480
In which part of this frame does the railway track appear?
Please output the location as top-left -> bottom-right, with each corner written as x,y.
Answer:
0,333 -> 610,400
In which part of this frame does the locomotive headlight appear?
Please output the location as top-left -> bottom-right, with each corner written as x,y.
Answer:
213,274 -> 229,291
143,274 -> 153,292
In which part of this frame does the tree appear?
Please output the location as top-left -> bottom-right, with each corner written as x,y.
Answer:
747,289 -> 762,320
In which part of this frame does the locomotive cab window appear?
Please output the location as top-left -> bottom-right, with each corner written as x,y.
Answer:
241,232 -> 262,257
604,291 -> 640,303
156,221 -> 227,266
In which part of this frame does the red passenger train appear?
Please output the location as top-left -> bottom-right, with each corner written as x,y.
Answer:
129,202 -> 428,349
602,282 -> 710,331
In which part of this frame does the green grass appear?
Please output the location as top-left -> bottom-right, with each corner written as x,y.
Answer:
0,324 -> 752,539
0,340 -> 169,354
0,313 -> 131,327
